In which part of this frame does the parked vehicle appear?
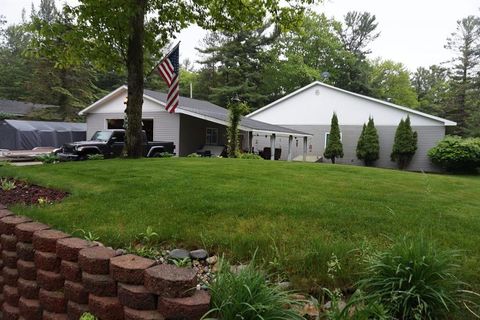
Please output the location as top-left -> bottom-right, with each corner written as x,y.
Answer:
56,130 -> 175,160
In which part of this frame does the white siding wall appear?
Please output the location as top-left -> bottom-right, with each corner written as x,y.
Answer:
250,83 -> 443,126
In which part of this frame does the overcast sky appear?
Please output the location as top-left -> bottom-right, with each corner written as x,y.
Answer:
2,0 -> 479,71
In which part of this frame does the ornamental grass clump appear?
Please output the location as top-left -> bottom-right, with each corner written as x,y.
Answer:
204,259 -> 304,320
358,237 -> 463,319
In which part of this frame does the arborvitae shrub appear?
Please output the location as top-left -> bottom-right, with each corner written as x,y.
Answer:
391,116 -> 417,169
324,113 -> 344,164
357,117 -> 379,166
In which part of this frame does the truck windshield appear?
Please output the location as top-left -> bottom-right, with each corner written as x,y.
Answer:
91,131 -> 113,142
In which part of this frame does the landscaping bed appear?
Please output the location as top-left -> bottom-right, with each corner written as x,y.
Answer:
0,178 -> 68,206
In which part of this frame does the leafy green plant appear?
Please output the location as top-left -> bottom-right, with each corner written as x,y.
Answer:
1,178 -> 16,191
391,116 -> 417,169
428,135 -> 480,173
37,197 -> 50,205
127,244 -> 160,260
204,258 -> 304,320
239,153 -> 263,160
137,226 -> 159,245
324,113 -> 344,164
77,229 -> 100,242
79,312 -> 97,320
187,153 -> 202,157
358,236 -> 463,319
171,257 -> 192,268
158,152 -> 174,158
227,100 -> 250,158
87,154 -> 104,160
36,153 -> 59,164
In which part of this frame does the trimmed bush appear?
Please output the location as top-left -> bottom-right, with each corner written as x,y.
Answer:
358,237 -> 462,319
324,113 -> 344,164
36,153 -> 59,164
391,116 -> 417,169
356,117 -> 379,166
87,154 -> 104,160
428,136 -> 480,173
205,259 -> 304,320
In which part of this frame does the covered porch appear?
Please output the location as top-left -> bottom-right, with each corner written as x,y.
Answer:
177,112 -> 311,160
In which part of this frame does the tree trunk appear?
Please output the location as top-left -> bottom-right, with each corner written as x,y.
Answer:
125,0 -> 146,158
331,158 -> 336,164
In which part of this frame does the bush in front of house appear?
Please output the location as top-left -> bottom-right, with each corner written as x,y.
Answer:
324,112 -> 344,164
428,136 -> 480,173
87,154 -> 104,160
238,153 -> 263,160
358,236 -> 463,320
356,117 -> 380,166
391,116 -> 417,169
36,153 -> 59,164
205,258 -> 304,320
187,153 -> 201,157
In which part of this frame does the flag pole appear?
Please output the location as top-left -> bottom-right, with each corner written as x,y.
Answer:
148,41 -> 181,76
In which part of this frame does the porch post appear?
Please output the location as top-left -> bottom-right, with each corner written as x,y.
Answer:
303,136 -> 307,161
270,134 -> 276,160
287,135 -> 293,161
248,131 -> 253,153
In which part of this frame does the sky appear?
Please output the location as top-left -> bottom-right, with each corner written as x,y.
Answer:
1,0 -> 479,72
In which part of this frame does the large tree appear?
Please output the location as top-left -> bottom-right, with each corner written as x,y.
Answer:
445,15 -> 480,136
369,59 -> 419,108
412,65 -> 449,117
35,0 -> 314,157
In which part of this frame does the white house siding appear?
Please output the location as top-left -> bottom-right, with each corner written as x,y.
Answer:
249,83 -> 443,127
252,125 -> 444,171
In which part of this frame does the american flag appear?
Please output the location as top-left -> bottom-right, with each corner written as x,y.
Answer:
156,43 -> 180,113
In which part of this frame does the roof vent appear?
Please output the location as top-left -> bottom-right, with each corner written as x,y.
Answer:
315,89 -> 321,96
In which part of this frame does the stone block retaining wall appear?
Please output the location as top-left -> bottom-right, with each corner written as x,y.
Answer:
0,204 -> 211,320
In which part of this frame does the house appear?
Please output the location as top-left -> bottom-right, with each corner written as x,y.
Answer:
247,81 -> 456,171
0,119 -> 86,150
79,85 -> 311,157
0,99 -> 58,118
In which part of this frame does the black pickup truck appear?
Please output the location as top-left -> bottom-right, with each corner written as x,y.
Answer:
56,130 -> 175,160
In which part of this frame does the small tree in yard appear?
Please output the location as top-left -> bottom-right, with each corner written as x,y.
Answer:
227,100 -> 249,158
324,113 -> 344,163
391,116 -> 417,169
356,117 -> 379,166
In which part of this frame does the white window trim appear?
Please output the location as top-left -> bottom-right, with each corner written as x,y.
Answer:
324,132 -> 343,147
206,127 -> 219,145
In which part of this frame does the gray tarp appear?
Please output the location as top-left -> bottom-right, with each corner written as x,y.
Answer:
0,119 -> 86,150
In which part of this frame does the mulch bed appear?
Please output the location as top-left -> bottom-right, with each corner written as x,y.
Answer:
0,178 -> 68,206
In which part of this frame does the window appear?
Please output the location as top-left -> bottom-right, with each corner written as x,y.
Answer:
324,132 -> 343,147
107,119 -> 154,141
206,128 -> 218,145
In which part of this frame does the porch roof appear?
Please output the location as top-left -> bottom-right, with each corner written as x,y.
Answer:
143,89 -> 312,137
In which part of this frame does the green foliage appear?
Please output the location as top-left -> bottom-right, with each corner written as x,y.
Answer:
356,117 -> 379,166
36,153 -> 59,164
238,153 -> 263,160
369,59 -> 419,108
391,116 -> 417,169
171,257 -> 192,268
79,312 -> 97,320
187,153 -> 201,158
136,226 -> 159,245
87,154 -> 104,161
412,65 -> 449,117
205,258 -> 304,320
324,113 -> 344,163
155,152 -> 174,158
227,101 -> 249,158
0,178 -> 16,191
358,237 -> 463,319
428,136 -> 480,173
77,229 -> 100,242
0,112 -> 16,120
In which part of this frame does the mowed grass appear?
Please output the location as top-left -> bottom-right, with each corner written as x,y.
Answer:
1,158 -> 479,290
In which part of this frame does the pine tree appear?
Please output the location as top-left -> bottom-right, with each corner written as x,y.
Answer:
357,117 -> 379,165
324,113 -> 344,163
391,116 -> 418,169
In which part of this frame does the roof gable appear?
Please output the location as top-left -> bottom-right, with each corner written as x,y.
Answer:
248,81 -> 456,126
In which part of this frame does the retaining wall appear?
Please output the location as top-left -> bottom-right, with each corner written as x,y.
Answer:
0,204 -> 210,320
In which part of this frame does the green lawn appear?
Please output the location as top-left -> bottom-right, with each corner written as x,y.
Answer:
1,158 -> 479,290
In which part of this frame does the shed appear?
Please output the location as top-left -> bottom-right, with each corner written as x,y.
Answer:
0,119 -> 86,150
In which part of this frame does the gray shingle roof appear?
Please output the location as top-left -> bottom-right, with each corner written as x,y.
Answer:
144,89 -> 309,136
4,119 -> 86,131
0,100 -> 58,116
